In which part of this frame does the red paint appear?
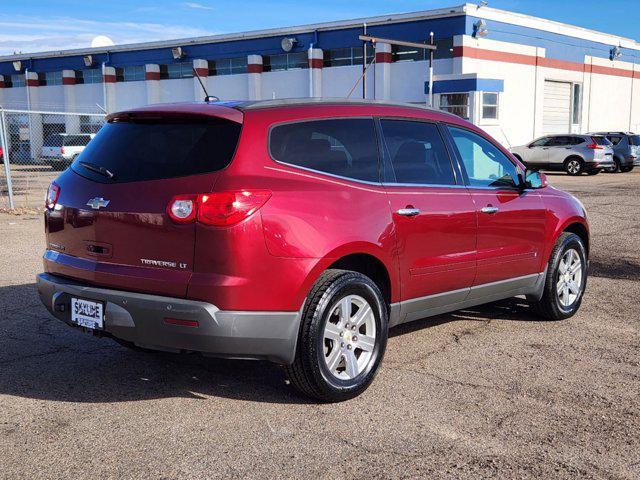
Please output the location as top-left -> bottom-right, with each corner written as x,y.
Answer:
145,71 -> 161,81
308,58 -> 324,69
43,101 -> 589,312
26,78 -> 39,87
375,52 -> 392,63
247,64 -> 263,74
103,74 -> 116,83
454,45 -> 640,79
62,76 -> 76,85
194,67 -> 209,77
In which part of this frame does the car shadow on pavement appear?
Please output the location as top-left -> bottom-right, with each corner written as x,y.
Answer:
0,283 -> 546,404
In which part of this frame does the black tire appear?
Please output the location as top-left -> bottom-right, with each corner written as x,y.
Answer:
564,157 -> 583,176
606,158 -> 621,173
587,169 -> 601,176
621,165 -> 634,173
532,232 -> 588,320
285,269 -> 388,402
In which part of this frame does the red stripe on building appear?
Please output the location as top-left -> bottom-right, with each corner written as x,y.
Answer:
375,52 -> 392,63
145,71 -> 160,81
454,45 -> 640,79
308,58 -> 324,69
62,77 -> 76,85
0,81 -> 5,88
103,74 -> 116,83
194,67 -> 209,77
26,79 -> 39,87
247,63 -> 263,74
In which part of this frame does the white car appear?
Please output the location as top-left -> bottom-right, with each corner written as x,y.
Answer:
41,133 -> 94,170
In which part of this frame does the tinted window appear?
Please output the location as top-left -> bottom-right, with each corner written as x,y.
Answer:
530,137 -> 550,147
448,126 -> 520,189
380,120 -> 455,185
43,135 -> 62,147
270,119 -> 379,182
592,136 -> 612,146
606,135 -> 623,146
571,137 -> 585,145
71,117 -> 241,183
629,135 -> 640,146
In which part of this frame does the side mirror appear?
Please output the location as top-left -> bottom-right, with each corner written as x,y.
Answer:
524,170 -> 547,189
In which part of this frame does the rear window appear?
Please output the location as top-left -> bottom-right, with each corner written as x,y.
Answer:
43,135 -> 63,147
269,118 -> 379,182
71,117 -> 242,183
629,135 -> 640,146
591,136 -> 612,146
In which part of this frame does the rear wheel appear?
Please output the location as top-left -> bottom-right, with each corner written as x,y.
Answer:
621,165 -> 634,173
532,232 -> 587,320
606,158 -> 621,173
286,269 -> 388,402
564,157 -> 583,176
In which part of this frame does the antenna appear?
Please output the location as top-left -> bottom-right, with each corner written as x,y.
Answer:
192,67 -> 219,102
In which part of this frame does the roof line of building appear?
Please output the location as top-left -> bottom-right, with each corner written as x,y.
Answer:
0,5 -> 466,63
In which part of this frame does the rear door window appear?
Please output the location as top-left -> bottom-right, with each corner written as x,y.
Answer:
269,118 -> 379,182
71,117 -> 242,183
379,119 -> 456,185
592,136 -> 612,146
628,135 -> 640,146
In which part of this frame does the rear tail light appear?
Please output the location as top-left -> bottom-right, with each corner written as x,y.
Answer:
167,190 -> 271,227
45,182 -> 60,210
588,138 -> 603,150
60,146 -> 65,155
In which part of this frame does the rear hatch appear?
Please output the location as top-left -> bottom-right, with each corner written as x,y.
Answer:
44,107 -> 243,297
591,136 -> 613,160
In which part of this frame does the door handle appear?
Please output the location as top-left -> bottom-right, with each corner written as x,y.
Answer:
481,205 -> 499,214
396,208 -> 421,217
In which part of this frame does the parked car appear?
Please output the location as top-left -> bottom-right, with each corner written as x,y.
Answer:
588,132 -> 639,173
511,134 -> 614,175
41,133 -> 94,170
37,99 -> 590,402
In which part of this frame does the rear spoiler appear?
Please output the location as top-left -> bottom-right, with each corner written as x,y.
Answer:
107,103 -> 244,124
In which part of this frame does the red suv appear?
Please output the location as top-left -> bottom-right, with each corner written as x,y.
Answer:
37,99 -> 589,401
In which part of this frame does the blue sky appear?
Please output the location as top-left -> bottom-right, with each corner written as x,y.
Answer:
0,0 -> 638,56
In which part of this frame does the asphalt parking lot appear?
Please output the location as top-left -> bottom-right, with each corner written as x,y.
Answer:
0,172 -> 638,479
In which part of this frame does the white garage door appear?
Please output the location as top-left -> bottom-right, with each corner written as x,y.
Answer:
543,81 -> 572,135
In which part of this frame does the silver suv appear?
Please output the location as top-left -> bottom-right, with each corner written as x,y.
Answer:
511,134 -> 614,176
588,132 -> 639,173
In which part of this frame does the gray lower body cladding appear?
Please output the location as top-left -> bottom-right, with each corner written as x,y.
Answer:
36,273 -> 302,364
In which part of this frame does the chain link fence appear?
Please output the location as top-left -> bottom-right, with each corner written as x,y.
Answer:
0,109 -> 106,210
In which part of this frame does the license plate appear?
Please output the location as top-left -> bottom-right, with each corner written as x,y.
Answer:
71,297 -> 104,330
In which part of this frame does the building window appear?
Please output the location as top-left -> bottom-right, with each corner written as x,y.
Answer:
6,75 -> 25,88
572,84 -> 582,124
37,71 -> 62,86
160,62 -> 194,79
439,93 -> 469,119
263,52 -> 308,72
392,45 -> 426,62
115,66 -> 145,82
481,92 -> 499,120
323,47 -> 374,67
75,68 -> 103,84
207,57 -> 247,76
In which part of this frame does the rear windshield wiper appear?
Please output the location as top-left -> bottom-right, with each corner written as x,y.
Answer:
79,161 -> 115,179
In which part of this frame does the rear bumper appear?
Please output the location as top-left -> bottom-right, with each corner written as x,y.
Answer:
585,158 -> 614,169
36,273 -> 302,364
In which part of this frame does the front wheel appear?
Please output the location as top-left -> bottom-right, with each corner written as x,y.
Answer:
286,269 -> 388,402
532,232 -> 587,320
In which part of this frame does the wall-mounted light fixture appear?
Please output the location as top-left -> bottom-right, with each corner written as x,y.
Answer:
610,46 -> 622,60
12,60 -> 22,71
281,37 -> 298,52
172,46 -> 185,60
473,19 -> 489,38
83,55 -> 93,67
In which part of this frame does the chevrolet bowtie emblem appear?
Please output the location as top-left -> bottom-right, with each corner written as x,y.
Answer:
86,197 -> 110,210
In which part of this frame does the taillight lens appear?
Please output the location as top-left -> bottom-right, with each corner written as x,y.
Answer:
167,194 -> 197,223
588,138 -> 603,150
167,190 -> 271,227
45,182 -> 60,210
60,146 -> 65,155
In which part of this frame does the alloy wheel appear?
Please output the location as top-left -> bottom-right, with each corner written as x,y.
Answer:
322,294 -> 376,380
556,248 -> 583,308
567,160 -> 581,175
